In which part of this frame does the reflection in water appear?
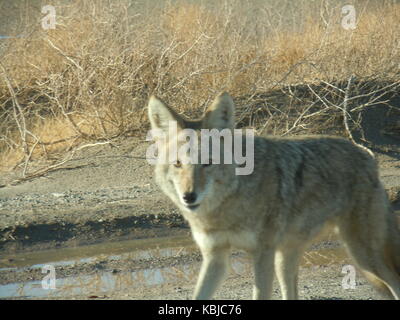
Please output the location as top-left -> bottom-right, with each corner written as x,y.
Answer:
0,252 -> 252,298
0,236 -> 347,299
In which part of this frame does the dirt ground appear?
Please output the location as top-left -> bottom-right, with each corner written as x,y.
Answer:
0,105 -> 399,300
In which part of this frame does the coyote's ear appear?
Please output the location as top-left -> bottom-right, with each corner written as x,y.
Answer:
203,92 -> 235,130
148,96 -> 183,132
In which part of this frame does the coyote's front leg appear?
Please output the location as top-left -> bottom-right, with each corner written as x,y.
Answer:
193,248 -> 230,300
252,247 -> 275,300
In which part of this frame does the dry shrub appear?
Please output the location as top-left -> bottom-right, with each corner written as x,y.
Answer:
0,0 -> 400,175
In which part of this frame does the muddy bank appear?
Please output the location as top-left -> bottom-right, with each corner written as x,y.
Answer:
0,206 -> 188,253
0,139 -> 190,254
0,189 -> 189,253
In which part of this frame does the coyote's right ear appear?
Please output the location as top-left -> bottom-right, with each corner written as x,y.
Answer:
203,92 -> 235,130
148,96 -> 183,132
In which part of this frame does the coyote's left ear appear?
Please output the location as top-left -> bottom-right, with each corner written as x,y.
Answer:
148,96 -> 184,132
203,92 -> 235,130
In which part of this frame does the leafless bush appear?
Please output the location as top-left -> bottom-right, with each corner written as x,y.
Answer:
0,0 -> 399,180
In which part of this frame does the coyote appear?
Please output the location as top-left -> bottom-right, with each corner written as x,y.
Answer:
148,92 -> 400,300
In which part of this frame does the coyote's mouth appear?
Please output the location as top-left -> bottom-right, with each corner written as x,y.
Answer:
185,204 -> 200,210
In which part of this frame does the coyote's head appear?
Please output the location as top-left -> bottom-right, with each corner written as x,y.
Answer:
147,92 -> 242,214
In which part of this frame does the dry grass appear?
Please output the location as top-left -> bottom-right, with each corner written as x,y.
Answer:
1,0 -> 400,177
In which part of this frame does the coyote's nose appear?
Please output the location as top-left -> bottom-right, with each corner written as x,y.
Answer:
183,192 -> 197,204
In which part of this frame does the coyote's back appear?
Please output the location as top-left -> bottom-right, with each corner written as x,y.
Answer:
148,92 -> 400,300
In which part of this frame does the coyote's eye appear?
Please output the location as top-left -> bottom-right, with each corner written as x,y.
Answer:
174,160 -> 182,168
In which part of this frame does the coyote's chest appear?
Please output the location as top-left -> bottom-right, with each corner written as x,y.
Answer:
192,228 -> 257,252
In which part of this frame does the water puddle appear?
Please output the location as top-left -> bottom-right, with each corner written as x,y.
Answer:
0,235 -> 349,299
0,250 -> 200,299
0,235 -> 194,269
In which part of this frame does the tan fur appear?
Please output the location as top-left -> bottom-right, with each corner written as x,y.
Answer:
148,92 -> 400,300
